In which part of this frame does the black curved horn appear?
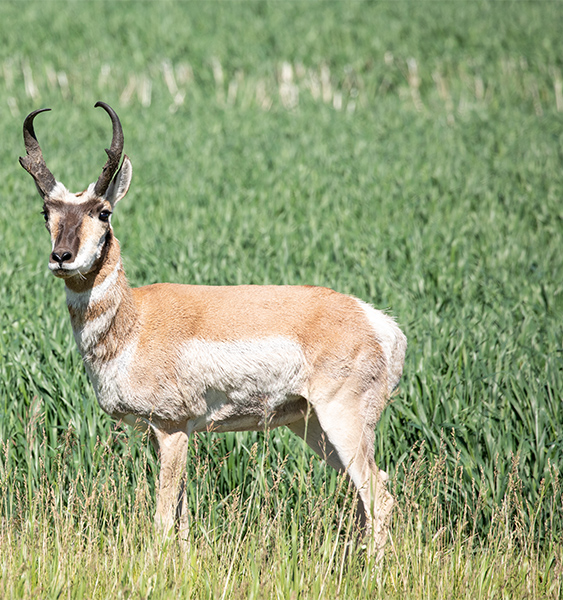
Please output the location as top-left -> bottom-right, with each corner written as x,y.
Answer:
93,102 -> 124,197
19,108 -> 58,197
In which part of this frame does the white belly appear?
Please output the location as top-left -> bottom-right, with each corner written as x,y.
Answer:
87,336 -> 309,430
179,337 -> 309,432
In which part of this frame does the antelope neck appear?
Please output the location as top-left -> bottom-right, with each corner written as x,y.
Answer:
64,235 -> 138,359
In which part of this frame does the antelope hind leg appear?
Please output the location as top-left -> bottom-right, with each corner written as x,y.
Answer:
288,400 -> 393,560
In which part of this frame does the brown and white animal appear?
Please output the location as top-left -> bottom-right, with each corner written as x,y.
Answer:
20,102 -> 406,557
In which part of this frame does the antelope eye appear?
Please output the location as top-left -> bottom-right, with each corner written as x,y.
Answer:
41,210 -> 48,222
99,210 -> 112,222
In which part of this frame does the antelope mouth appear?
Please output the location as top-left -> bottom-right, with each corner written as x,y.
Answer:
49,263 -> 80,279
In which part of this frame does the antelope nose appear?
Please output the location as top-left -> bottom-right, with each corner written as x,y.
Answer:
51,250 -> 73,265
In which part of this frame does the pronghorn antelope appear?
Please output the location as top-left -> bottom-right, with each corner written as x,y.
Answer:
21,102 -> 406,557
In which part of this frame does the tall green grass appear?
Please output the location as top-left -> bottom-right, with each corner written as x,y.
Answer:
1,429 -> 561,598
1,1 -> 562,597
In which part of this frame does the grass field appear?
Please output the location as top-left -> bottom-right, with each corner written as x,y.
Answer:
1,1 -> 562,598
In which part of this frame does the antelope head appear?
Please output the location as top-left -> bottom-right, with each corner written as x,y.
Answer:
20,102 -> 132,279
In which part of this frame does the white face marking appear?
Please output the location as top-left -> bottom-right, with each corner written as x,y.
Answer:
49,181 -> 97,205
355,299 -> 407,393
48,181 -> 71,202
49,230 -> 108,276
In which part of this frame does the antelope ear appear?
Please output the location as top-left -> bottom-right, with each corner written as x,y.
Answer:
104,155 -> 132,207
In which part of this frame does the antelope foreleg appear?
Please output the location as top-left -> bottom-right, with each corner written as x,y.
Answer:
154,427 -> 189,542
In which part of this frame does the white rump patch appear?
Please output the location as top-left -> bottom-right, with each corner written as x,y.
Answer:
355,299 -> 407,394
